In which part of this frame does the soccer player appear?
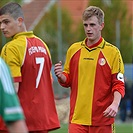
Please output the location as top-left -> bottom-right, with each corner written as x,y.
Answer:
0,2 -> 60,133
54,6 -> 125,133
0,57 -> 28,133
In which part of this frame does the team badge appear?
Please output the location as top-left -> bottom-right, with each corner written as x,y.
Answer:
117,73 -> 124,83
99,58 -> 106,66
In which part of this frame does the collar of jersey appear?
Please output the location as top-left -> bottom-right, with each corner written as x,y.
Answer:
13,31 -> 34,39
81,37 -> 105,50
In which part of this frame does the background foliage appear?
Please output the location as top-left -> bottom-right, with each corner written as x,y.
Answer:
34,5 -> 76,64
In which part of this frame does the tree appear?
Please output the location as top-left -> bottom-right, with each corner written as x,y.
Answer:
76,0 -> 133,63
34,4 -> 76,64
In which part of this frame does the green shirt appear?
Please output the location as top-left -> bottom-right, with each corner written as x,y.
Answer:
0,57 -> 24,123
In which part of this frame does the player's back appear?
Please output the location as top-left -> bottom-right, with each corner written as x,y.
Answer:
18,36 -> 59,131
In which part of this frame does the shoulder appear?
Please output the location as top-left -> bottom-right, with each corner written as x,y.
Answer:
3,37 -> 26,50
2,36 -> 27,56
68,41 -> 83,52
104,41 -> 120,54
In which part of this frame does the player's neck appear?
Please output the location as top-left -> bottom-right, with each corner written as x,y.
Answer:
86,37 -> 102,48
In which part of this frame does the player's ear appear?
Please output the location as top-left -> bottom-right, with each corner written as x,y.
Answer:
17,17 -> 24,26
100,22 -> 104,30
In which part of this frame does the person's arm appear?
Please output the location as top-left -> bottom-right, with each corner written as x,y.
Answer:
54,61 -> 66,83
103,91 -> 122,118
7,120 -> 28,133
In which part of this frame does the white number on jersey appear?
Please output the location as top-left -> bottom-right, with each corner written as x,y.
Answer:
35,57 -> 45,88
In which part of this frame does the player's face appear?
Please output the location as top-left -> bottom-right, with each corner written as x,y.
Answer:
0,14 -> 20,38
83,16 -> 104,44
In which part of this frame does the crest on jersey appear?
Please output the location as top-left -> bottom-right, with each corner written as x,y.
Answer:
99,58 -> 106,66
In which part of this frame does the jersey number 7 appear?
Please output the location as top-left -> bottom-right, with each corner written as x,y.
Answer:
35,57 -> 45,88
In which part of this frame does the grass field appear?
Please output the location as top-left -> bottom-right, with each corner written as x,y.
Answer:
50,122 -> 133,133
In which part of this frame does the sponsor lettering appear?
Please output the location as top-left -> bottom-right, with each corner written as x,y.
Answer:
28,46 -> 47,55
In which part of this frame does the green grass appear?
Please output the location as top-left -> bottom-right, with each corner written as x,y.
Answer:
50,123 -> 68,133
115,123 -> 133,133
50,123 -> 133,133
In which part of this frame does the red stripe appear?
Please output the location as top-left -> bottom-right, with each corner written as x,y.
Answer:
92,51 -> 114,125
13,76 -> 22,82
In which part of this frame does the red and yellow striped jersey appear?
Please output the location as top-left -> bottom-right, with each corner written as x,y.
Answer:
1,31 -> 60,131
59,37 -> 125,126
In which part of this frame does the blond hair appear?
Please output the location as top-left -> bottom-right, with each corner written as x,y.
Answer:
82,6 -> 104,24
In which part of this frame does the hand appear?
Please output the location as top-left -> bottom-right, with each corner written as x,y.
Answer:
54,61 -> 63,79
103,102 -> 119,118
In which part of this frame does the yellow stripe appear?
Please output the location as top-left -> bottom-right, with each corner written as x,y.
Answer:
71,48 -> 98,124
112,123 -> 115,133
